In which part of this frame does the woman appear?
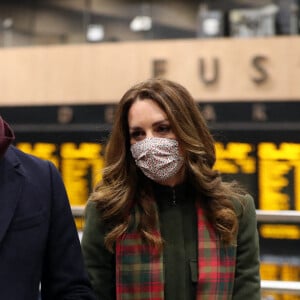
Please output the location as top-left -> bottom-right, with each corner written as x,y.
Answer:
81,78 -> 261,300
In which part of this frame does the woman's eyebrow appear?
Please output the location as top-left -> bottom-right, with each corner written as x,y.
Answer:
129,119 -> 169,130
152,119 -> 169,126
129,126 -> 142,131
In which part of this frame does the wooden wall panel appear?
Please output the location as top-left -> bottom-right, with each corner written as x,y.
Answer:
0,36 -> 300,106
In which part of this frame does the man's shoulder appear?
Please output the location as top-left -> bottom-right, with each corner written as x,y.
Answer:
6,145 -> 45,164
6,145 -> 65,190
6,145 -> 54,178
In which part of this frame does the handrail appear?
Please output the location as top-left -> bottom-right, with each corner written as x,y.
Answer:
256,210 -> 300,296
261,280 -> 300,295
72,205 -> 85,217
256,210 -> 300,223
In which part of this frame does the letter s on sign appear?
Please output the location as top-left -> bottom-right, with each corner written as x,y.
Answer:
251,55 -> 269,85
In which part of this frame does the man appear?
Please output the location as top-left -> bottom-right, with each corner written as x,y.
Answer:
0,115 -> 96,299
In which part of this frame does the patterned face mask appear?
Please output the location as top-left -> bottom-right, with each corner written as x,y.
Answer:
130,137 -> 184,182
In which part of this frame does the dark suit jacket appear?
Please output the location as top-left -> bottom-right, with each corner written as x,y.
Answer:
0,146 -> 96,300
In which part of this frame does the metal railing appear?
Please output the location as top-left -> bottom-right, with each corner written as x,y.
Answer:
257,210 -> 300,295
256,209 -> 300,223
72,205 -> 85,217
72,206 -> 300,295
261,280 -> 300,295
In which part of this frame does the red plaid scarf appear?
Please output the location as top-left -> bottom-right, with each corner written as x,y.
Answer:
116,202 -> 236,300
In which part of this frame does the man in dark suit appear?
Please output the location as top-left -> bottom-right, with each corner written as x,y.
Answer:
0,115 -> 96,300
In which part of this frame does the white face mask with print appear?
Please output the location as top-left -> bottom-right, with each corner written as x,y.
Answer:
130,137 -> 184,182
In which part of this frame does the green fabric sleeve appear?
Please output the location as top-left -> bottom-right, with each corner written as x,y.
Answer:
81,201 -> 115,300
232,194 -> 261,300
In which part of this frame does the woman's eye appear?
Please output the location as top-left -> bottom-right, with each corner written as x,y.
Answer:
130,131 -> 144,140
157,125 -> 171,133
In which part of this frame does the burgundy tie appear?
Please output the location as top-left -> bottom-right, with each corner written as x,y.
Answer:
0,116 -> 15,158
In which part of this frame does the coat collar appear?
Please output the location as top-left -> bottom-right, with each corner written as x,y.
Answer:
0,146 -> 26,243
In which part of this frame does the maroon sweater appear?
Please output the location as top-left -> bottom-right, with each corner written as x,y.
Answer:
0,116 -> 15,158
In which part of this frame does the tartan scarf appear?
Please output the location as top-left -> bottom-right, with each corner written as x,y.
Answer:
0,116 -> 15,158
116,201 -> 236,300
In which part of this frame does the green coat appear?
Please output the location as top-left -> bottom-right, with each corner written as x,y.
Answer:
81,183 -> 261,300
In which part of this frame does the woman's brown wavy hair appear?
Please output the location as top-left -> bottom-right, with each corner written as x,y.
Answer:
90,78 -> 245,252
